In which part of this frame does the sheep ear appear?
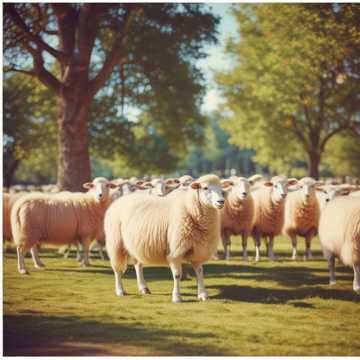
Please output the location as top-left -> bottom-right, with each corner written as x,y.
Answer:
263,181 -> 273,187
221,180 -> 234,189
190,182 -> 201,190
83,182 -> 94,189
248,174 -> 263,184
316,185 -> 324,191
107,183 -> 117,189
287,178 -> 298,186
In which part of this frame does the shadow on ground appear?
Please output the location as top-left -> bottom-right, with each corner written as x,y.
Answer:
3,312 -> 225,356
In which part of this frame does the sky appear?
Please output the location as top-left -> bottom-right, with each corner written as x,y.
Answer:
198,3 -> 239,114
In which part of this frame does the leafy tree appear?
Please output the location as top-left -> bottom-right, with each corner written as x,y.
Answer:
216,4 -> 360,179
4,4 -> 219,190
3,74 -> 57,186
323,129 -> 360,178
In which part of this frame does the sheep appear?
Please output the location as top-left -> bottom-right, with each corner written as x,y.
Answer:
251,176 -> 298,261
104,174 -> 230,302
3,192 -> 26,241
316,184 -> 354,210
350,190 -> 360,197
11,177 -> 116,274
283,177 -> 323,261
318,196 -> 360,294
220,174 -> 263,260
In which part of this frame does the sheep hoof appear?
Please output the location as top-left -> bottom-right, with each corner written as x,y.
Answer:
35,263 -> 45,269
255,257 -> 260,262
243,255 -> 249,262
198,292 -> 209,301
19,269 -> 29,275
172,295 -> 182,303
140,287 -> 151,295
329,280 -> 336,285
81,262 -> 91,267
291,256 -> 297,261
116,290 -> 127,297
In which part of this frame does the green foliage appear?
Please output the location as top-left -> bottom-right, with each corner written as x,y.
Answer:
3,74 -> 57,185
323,130 -> 360,177
180,114 -> 256,177
216,4 -> 360,176
4,237 -> 360,355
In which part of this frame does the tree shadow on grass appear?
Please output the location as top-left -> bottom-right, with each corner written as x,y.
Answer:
206,284 -> 360,305
203,262 -> 353,288
3,313 -> 225,356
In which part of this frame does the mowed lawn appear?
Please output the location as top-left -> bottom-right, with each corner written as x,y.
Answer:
3,236 -> 360,356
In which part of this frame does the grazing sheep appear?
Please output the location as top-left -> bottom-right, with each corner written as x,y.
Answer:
252,176 -> 298,261
11,177 -> 116,274
220,174 -> 263,260
283,177 -> 322,260
319,196 -> 360,294
105,174 -> 229,302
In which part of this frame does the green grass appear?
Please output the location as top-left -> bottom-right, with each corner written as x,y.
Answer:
3,236 -> 360,356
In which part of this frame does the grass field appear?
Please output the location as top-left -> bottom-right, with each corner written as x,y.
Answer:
3,236 -> 360,356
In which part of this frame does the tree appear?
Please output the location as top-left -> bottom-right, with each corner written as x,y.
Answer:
323,129 -> 360,178
216,4 -> 360,179
3,74 -> 57,187
4,4 -> 219,190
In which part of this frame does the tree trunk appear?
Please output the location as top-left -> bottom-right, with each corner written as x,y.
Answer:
57,94 -> 92,192
308,151 -> 321,180
3,157 -> 20,188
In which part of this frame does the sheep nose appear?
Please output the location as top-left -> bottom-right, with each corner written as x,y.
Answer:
242,192 -> 247,196
326,199 -> 330,202
281,193 -> 287,198
99,193 -> 103,198
217,200 -> 225,205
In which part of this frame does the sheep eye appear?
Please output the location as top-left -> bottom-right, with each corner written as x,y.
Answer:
204,186 -> 209,190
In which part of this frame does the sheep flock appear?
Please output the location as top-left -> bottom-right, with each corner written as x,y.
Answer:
3,173 -> 360,302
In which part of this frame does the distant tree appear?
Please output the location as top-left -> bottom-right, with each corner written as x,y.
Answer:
217,4 -> 360,179
323,129 -> 360,178
4,4 -> 219,190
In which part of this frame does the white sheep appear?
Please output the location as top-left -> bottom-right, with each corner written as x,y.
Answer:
104,174 -> 229,303
11,177 -> 116,274
316,184 -> 354,210
283,177 -> 322,260
220,174 -> 263,260
252,176 -> 298,261
318,196 -> 360,294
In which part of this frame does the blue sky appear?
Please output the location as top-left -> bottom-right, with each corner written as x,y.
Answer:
199,3 -> 238,114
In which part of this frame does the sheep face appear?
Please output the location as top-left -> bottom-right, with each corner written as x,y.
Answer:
297,177 -> 320,203
264,176 -> 298,203
191,182 -> 227,210
83,177 -> 116,203
234,178 -> 251,200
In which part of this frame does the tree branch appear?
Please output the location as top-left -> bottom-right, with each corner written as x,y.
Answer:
88,5 -> 143,96
320,124 -> 349,152
4,66 -> 34,76
6,4 -> 67,63
290,115 -> 311,152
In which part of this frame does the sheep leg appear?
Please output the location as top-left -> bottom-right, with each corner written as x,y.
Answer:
222,234 -> 231,260
353,264 -> 360,295
253,234 -> 261,262
268,236 -> 276,261
242,234 -> 248,261
63,245 -> 71,259
291,235 -> 297,260
134,262 -> 151,294
80,241 -> 91,267
169,260 -> 183,303
327,253 -> 336,285
114,270 -> 127,296
76,243 -> 83,262
264,237 -> 269,257
192,262 -> 208,301
17,247 -> 28,275
30,246 -> 45,269
304,236 -> 313,260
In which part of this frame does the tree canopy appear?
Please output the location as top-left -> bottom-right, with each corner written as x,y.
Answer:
216,4 -> 360,178
4,4 -> 219,189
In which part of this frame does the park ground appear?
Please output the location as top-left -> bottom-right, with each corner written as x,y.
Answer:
3,236 -> 360,356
